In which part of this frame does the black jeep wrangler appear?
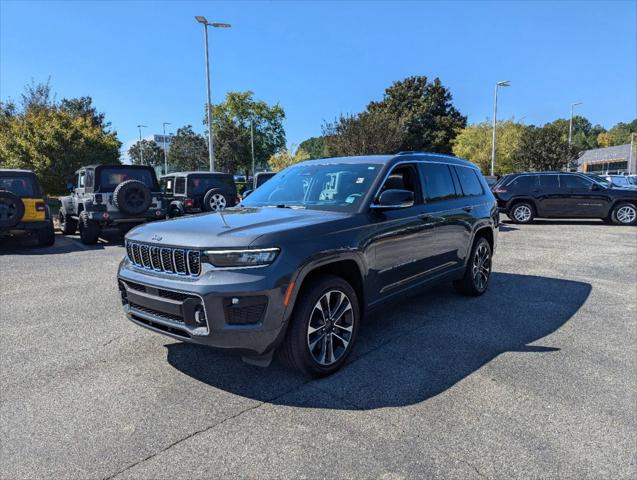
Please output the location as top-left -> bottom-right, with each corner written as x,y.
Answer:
160,171 -> 238,217
59,165 -> 166,244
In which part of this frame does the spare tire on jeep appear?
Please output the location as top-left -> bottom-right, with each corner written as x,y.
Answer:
203,188 -> 230,212
0,190 -> 25,228
113,180 -> 152,215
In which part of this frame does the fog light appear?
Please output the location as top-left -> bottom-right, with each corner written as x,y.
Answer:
194,305 -> 206,325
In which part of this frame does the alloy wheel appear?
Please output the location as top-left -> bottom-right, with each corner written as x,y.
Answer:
306,290 -> 354,366
616,205 -> 636,224
513,205 -> 532,223
209,193 -> 227,211
472,242 -> 491,292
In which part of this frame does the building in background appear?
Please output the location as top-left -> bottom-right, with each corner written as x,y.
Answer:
576,143 -> 635,174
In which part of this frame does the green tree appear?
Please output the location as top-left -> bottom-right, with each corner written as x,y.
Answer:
268,148 -> 310,172
208,91 -> 286,173
606,120 -> 637,145
512,124 -> 577,171
0,81 -> 121,194
128,139 -> 164,168
548,116 -> 606,151
167,125 -> 209,171
298,136 -> 328,159
324,76 -> 466,156
452,121 -> 525,175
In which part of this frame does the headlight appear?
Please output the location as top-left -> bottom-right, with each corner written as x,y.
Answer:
204,248 -> 280,268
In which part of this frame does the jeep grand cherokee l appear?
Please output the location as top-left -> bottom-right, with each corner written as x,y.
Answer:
493,172 -> 637,225
118,153 -> 498,377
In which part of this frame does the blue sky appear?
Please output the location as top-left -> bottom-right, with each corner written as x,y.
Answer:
1,0 -> 636,160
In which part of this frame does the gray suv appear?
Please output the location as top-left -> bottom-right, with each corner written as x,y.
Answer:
117,153 -> 498,377
60,165 -> 166,244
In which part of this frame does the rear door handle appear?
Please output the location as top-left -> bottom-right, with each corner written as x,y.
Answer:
462,206 -> 473,213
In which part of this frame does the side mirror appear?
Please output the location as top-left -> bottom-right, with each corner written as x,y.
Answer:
590,183 -> 600,191
242,189 -> 253,198
371,189 -> 415,209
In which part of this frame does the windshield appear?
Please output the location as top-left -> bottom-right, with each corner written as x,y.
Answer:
98,168 -> 155,192
0,175 -> 40,197
241,162 -> 382,212
188,175 -> 235,195
609,176 -> 634,187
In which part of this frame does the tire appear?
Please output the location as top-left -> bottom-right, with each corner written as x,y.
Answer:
0,190 -> 25,228
113,180 -> 152,215
78,211 -> 100,244
453,236 -> 493,296
58,209 -> 77,235
203,189 -> 230,212
508,202 -> 535,224
36,220 -> 55,247
278,274 -> 360,378
611,202 -> 637,226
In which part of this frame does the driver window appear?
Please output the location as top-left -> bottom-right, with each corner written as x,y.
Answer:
78,172 -> 85,188
379,164 -> 420,203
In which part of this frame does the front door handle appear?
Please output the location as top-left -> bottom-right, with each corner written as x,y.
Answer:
462,206 -> 473,213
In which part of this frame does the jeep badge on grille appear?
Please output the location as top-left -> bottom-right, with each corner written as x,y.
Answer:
151,234 -> 163,242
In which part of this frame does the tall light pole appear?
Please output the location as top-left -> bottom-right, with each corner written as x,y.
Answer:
136,124 -> 147,165
250,118 -> 256,180
195,16 -> 231,172
162,122 -> 171,174
568,101 -> 583,147
490,80 -> 510,176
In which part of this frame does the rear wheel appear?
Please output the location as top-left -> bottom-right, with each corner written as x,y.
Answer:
36,220 -> 55,247
611,202 -> 637,226
453,237 -> 492,296
509,202 -> 534,224
79,211 -> 100,244
278,274 -> 359,377
58,209 -> 77,235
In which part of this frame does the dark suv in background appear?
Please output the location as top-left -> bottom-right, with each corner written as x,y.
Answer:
493,172 -> 637,225
160,172 -> 238,217
118,152 -> 498,377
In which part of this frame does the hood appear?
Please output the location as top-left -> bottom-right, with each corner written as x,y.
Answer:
126,207 -> 348,248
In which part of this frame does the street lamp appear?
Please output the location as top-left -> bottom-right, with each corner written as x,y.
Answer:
162,122 -> 171,174
568,101 -> 583,147
136,124 -> 147,165
250,118 -> 256,180
195,16 -> 231,172
490,80 -> 510,177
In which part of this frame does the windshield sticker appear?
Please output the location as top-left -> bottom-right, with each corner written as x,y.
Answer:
356,177 -> 365,184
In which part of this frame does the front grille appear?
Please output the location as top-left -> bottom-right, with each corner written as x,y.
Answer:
126,241 -> 201,276
158,289 -> 198,302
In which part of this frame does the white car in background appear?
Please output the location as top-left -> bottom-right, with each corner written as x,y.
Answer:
604,174 -> 637,189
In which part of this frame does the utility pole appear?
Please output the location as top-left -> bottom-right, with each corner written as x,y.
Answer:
136,124 -> 147,165
162,122 -> 171,174
250,118 -> 256,180
490,81 -> 510,177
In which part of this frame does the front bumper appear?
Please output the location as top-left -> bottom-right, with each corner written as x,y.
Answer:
117,259 -> 292,355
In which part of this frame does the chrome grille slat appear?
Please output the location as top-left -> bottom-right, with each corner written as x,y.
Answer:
126,241 -> 200,277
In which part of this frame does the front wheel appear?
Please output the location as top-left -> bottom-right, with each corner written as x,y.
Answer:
278,275 -> 359,378
611,202 -> 637,226
453,237 -> 492,296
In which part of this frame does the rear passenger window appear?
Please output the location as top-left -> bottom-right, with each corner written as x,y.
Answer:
454,167 -> 484,197
538,175 -> 559,188
421,163 -> 457,202
175,177 -> 186,195
560,175 -> 590,189
508,175 -> 538,190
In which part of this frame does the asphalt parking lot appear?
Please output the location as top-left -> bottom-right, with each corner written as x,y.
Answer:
1,220 -> 635,479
